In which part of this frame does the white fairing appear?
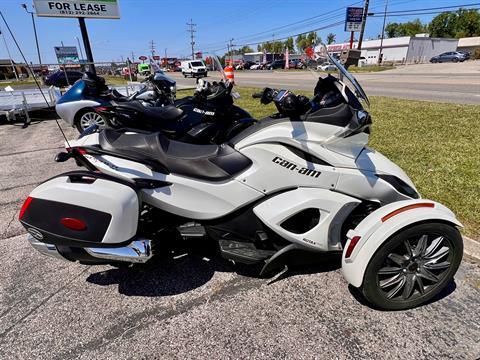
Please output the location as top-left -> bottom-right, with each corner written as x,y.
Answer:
81,154 -> 264,220
30,176 -> 139,244
234,120 -> 366,167
341,199 -> 462,287
56,100 -> 102,126
254,188 -> 360,251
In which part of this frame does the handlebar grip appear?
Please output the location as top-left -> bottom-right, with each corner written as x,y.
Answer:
252,93 -> 263,99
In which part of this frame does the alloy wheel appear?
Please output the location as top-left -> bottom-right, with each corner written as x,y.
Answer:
79,112 -> 107,131
376,234 -> 453,301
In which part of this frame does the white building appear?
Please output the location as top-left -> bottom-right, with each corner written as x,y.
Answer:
457,37 -> 480,53
327,36 -> 459,64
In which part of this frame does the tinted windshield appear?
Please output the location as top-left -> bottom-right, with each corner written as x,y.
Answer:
191,61 -> 204,67
304,44 -> 369,107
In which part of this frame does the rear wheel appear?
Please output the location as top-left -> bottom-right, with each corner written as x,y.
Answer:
75,109 -> 108,133
360,222 -> 463,310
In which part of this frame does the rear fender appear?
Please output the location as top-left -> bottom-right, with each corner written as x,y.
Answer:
341,199 -> 462,288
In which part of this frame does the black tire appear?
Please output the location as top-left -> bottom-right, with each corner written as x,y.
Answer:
360,222 -> 463,310
452,58 -> 459,63
74,108 -> 109,133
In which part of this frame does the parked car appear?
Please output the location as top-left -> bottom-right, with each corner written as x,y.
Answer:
44,70 -> 84,87
250,63 -> 262,70
430,52 -> 467,63
317,62 -> 337,71
289,59 -> 305,69
458,51 -> 471,60
267,59 -> 286,70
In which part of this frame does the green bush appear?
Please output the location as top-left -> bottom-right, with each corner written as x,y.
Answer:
472,48 -> 480,60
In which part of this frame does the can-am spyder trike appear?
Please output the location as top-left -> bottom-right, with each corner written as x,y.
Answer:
56,71 -> 178,133
19,46 -> 463,310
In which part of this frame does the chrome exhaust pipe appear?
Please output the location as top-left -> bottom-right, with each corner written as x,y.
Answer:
85,239 -> 152,263
27,235 -> 67,261
27,235 -> 153,264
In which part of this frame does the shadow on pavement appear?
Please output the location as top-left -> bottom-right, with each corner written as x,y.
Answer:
86,247 -> 343,298
348,280 -> 458,311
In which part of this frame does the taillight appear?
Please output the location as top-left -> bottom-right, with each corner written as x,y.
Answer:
381,203 -> 434,222
345,236 -> 361,258
19,196 -> 33,220
60,217 -> 87,231
66,147 -> 87,155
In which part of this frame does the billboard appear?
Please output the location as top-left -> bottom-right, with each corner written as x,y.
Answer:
345,7 -> 363,32
54,46 -> 79,64
33,0 -> 120,19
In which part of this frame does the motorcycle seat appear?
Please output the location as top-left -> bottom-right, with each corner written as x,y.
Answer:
116,101 -> 184,122
98,129 -> 252,181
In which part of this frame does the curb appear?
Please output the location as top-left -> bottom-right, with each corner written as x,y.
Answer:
464,236 -> 480,261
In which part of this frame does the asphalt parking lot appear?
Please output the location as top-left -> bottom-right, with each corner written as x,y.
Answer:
170,61 -> 480,104
1,118 -> 480,359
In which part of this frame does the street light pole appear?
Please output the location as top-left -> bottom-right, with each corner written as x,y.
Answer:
21,4 -> 42,73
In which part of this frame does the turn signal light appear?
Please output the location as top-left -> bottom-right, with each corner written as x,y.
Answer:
60,217 -> 87,231
345,236 -> 361,258
19,196 -> 33,220
381,203 -> 434,222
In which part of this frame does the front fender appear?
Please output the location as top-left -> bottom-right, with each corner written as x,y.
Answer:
341,199 -> 462,288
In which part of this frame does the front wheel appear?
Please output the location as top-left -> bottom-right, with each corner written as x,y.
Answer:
360,222 -> 463,310
75,109 -> 109,133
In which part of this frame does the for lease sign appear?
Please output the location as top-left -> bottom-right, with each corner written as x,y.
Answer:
33,0 -> 120,19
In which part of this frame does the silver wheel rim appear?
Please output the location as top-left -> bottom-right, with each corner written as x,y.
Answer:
79,112 -> 106,130
376,234 -> 452,301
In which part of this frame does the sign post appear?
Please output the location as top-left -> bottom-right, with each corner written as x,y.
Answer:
345,7 -> 363,49
33,0 -> 120,75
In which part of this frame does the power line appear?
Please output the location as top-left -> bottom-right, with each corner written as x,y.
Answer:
186,18 -> 196,60
370,2 -> 480,15
369,7 -> 480,17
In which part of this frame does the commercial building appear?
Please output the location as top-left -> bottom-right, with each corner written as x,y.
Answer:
457,36 -> 480,53
326,35 -> 473,64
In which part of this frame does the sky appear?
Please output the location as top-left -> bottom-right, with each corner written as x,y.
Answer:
0,0 -> 477,64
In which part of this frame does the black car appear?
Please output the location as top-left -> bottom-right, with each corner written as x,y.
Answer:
44,70 -> 84,87
267,59 -> 286,70
430,52 -> 467,63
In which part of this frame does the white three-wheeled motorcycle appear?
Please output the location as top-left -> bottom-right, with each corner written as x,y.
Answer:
19,46 -> 463,310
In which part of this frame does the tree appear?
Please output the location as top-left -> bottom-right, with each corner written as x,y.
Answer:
296,32 -> 320,51
284,37 -> 295,52
385,19 -> 427,38
428,9 -> 480,38
326,33 -> 336,44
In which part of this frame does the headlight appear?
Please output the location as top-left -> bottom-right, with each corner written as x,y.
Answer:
170,84 -> 176,93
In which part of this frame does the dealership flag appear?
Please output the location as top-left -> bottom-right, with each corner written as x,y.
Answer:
285,48 -> 289,69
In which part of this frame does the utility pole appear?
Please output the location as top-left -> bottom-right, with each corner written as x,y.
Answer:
186,19 -> 196,60
377,0 -> 388,65
0,28 -> 19,81
228,38 -> 235,65
149,40 -> 156,57
357,0 -> 370,50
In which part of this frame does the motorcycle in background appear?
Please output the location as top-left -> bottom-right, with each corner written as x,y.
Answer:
55,71 -> 177,133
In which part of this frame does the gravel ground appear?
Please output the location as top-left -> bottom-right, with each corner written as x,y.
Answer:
1,118 -> 479,359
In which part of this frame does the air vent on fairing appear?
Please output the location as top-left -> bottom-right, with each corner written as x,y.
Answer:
280,208 -> 320,234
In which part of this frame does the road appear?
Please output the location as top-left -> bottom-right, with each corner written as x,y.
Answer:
169,61 -> 480,104
0,119 -> 479,359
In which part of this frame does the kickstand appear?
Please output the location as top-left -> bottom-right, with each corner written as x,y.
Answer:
266,265 -> 289,285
